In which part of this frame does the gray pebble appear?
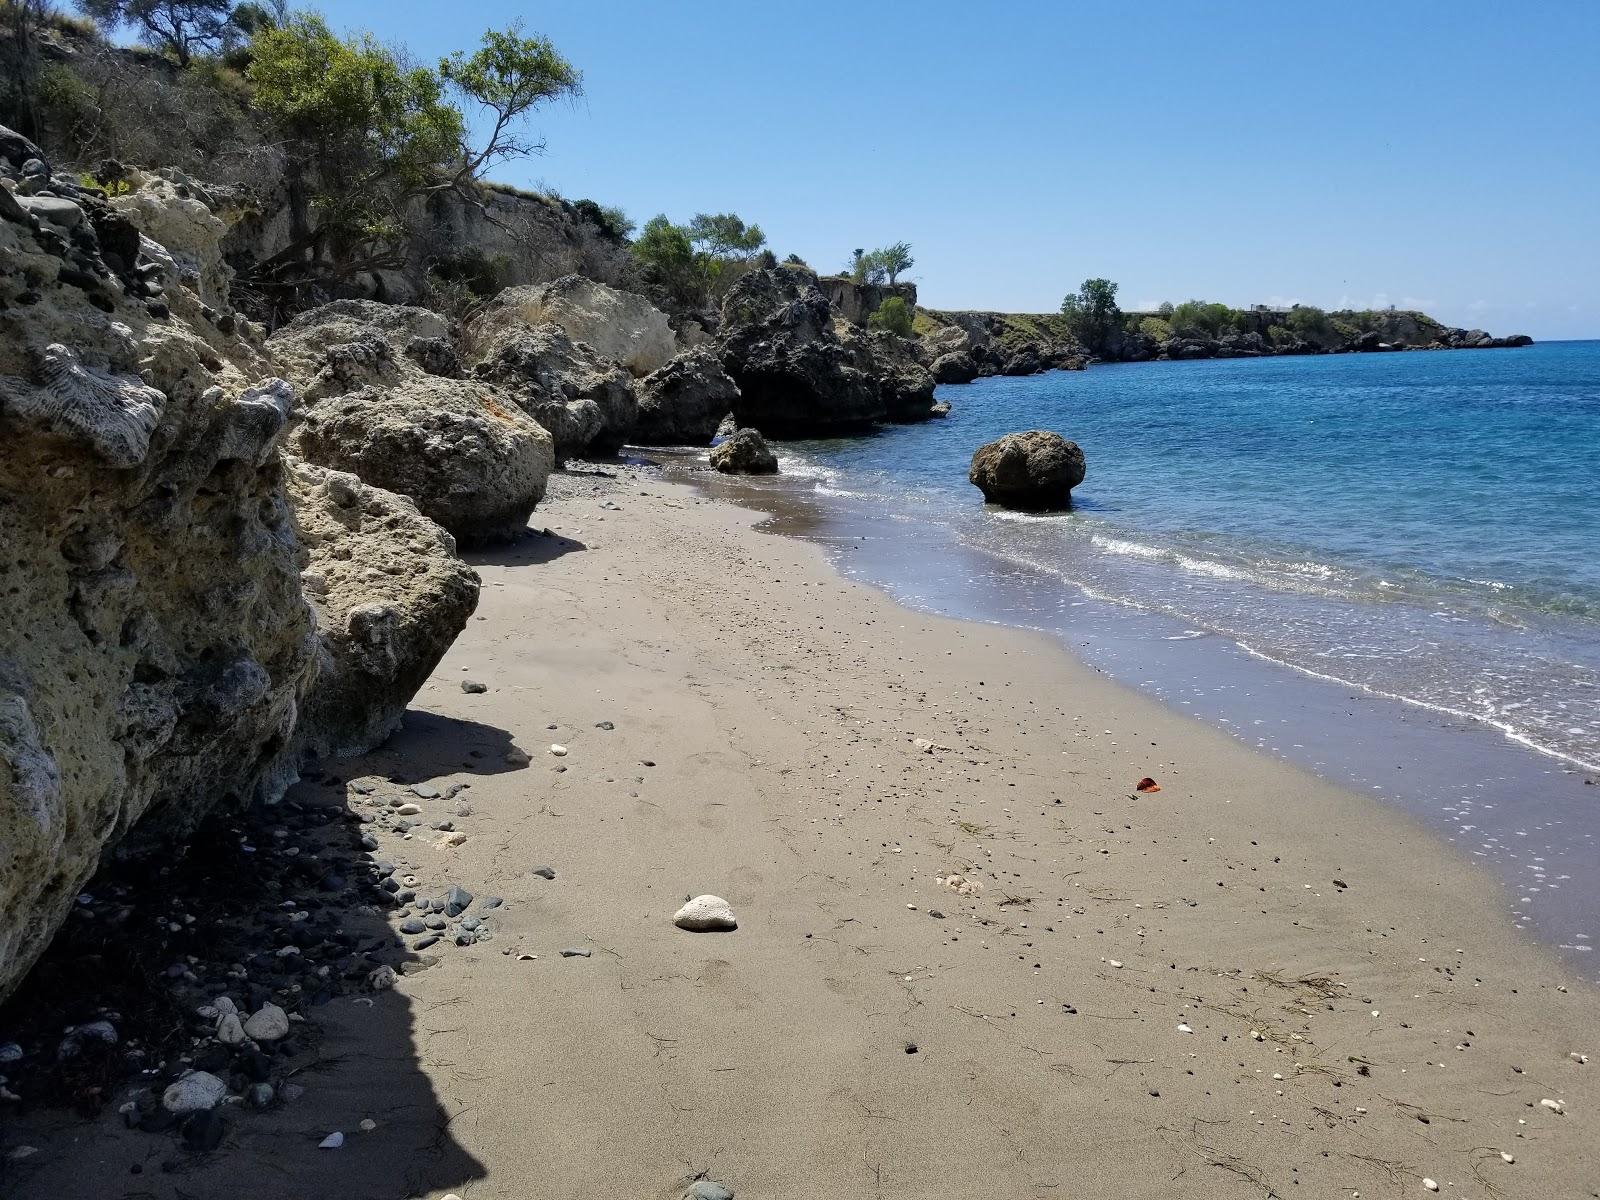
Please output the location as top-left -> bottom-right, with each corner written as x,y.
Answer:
444,884 -> 473,916
413,935 -> 440,951
461,680 -> 488,694
411,783 -> 440,799
558,948 -> 591,958
400,919 -> 426,935
530,866 -> 556,881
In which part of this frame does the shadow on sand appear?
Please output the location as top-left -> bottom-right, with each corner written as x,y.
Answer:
0,715 -> 534,1198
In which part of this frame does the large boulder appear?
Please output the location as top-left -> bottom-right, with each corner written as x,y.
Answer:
0,152 -> 319,1000
930,351 -> 979,384
469,275 -> 677,376
717,265 -> 886,435
968,431 -> 1086,511
632,346 -> 740,445
468,323 -> 637,461
287,462 -> 479,758
270,303 -> 554,544
710,428 -> 779,475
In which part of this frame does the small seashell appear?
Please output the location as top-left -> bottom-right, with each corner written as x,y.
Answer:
1250,1030 -> 1264,1041
1177,1023 -> 1193,1034
1499,1151 -> 1514,1164
1539,1097 -> 1566,1114
1107,959 -> 1123,969
1422,1180 -> 1438,1192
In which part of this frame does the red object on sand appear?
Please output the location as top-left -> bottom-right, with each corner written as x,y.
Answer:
1135,777 -> 1161,793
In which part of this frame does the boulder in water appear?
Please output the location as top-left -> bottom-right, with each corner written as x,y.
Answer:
709,428 -> 778,475
968,430 -> 1085,510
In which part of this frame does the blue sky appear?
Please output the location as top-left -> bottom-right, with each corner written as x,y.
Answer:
325,2 -> 1598,337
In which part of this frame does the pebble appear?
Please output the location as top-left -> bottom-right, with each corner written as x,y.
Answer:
411,784 -> 440,799
359,1118 -> 377,1132
549,744 -> 568,756
1422,1180 -> 1438,1192
595,720 -> 614,730
1177,1023 -> 1193,1034
247,1082 -> 274,1108
530,866 -> 556,880
243,1003 -> 290,1041
0,1043 -> 24,1064
1500,1151 -> 1515,1164
368,965 -> 399,990
414,935 -> 440,951
319,1132 -> 344,1149
162,1070 -> 228,1114
559,948 -> 591,958
1540,1097 -> 1566,1114
400,918 -> 427,935
395,803 -> 422,816
674,895 -> 738,932
505,749 -> 531,766
445,885 -> 474,915
1107,960 -> 1123,969
481,896 -> 504,909
461,680 -> 488,694
688,1182 -> 735,1200
215,1013 -> 247,1045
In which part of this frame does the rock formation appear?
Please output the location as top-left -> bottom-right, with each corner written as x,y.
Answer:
288,462 -> 479,759
468,275 -> 678,376
968,431 -> 1086,511
710,428 -> 779,474
466,321 -> 638,461
270,302 -> 554,544
0,127 -> 318,999
861,328 -> 940,422
632,346 -> 740,445
717,265 -> 887,435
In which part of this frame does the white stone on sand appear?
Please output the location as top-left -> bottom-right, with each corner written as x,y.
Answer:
162,1070 -> 228,1113
674,895 -> 738,932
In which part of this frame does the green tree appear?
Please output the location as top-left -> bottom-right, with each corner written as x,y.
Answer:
247,17 -> 577,299
632,214 -> 701,305
1059,277 -> 1122,354
1285,304 -> 1333,341
874,240 -> 914,284
867,295 -> 913,337
78,0 -> 236,66
438,22 -> 580,186
687,212 -> 766,259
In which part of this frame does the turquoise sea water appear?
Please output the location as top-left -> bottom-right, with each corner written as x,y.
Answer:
782,341 -> 1600,771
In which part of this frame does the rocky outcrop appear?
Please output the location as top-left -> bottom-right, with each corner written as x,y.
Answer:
710,428 -> 779,474
968,431 -> 1086,511
0,132 -> 319,999
818,276 -> 918,327
915,310 -> 1087,380
270,303 -> 554,544
861,328 -> 941,422
287,462 -> 478,759
467,323 -> 638,461
717,265 -> 887,435
632,347 -> 740,445
469,275 -> 678,376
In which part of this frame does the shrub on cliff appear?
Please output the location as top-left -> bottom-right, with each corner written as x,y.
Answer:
633,210 -> 769,307
1169,299 -> 1239,339
868,295 -> 914,337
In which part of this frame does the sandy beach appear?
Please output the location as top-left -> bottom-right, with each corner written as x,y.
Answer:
8,464 -> 1597,1200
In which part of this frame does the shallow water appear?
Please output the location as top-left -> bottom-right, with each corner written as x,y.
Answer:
787,342 -> 1600,772
660,342 -> 1600,979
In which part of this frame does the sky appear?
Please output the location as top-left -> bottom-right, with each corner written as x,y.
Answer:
320,1 -> 1599,338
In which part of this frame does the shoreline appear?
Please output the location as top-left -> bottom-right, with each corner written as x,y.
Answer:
8,464 -> 1597,1198
668,443 -> 1600,981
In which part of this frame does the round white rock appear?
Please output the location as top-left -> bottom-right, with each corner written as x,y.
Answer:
674,895 -> 738,932
162,1070 -> 229,1113
243,1003 -> 290,1041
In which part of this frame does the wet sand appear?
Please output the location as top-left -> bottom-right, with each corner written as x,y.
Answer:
7,465 -> 1598,1199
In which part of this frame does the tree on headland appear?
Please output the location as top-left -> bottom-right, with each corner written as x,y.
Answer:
634,210 -> 768,306
632,214 -> 701,305
875,241 -> 914,285
1168,299 -> 1237,339
1059,277 -> 1121,354
245,16 -> 580,301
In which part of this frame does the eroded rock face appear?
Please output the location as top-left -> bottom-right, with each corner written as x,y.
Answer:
709,428 -> 779,475
467,323 -> 637,461
469,275 -> 677,376
288,462 -> 478,758
717,265 -> 886,435
270,303 -> 553,544
860,328 -> 940,422
632,347 -> 739,446
930,350 -> 979,385
968,430 -> 1086,510
0,146 -> 318,999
